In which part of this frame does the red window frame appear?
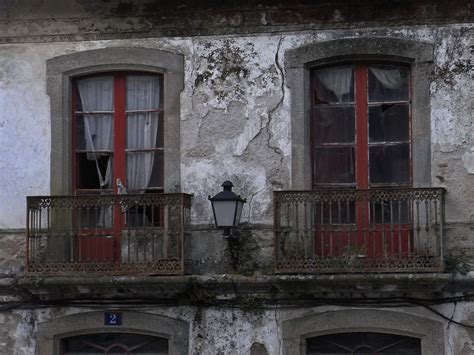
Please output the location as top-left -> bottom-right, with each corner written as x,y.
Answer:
70,72 -> 164,262
71,72 -> 165,196
311,62 -> 413,258
311,63 -> 412,190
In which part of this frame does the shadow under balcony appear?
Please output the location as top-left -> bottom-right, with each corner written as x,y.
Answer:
26,193 -> 192,276
274,188 -> 445,273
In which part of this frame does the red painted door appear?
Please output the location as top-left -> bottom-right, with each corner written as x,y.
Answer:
312,63 -> 412,258
72,73 -> 164,263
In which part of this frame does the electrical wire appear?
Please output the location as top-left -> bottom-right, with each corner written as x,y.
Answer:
1,293 -> 474,328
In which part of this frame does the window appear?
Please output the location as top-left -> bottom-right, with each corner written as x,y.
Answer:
71,73 -> 169,261
281,309 -> 444,355
61,333 -> 169,354
307,332 -> 421,355
310,63 -> 413,257
285,37 -> 433,190
73,73 -> 164,195
282,38 -> 435,265
311,63 -> 411,190
47,47 -> 184,195
37,311 -> 190,355
45,48 -> 184,266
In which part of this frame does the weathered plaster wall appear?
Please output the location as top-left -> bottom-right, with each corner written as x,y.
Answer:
0,0 -> 471,43
431,27 -> 474,220
0,4 -> 471,355
0,304 -> 473,354
0,44 -> 51,228
0,232 -> 25,276
0,26 -> 472,256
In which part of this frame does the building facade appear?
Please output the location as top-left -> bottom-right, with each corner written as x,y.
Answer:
0,0 -> 473,354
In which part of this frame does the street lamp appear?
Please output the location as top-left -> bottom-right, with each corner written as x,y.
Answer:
208,181 -> 246,239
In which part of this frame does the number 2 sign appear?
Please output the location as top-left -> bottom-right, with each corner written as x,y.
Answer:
104,312 -> 122,326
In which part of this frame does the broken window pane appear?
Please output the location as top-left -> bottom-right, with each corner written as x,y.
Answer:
368,64 -> 409,102
147,151 -> 164,189
75,153 -> 113,190
369,104 -> 409,142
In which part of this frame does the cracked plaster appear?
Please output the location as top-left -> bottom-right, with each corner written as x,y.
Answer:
0,5 -> 472,355
1,304 -> 474,354
0,25 -> 471,239
462,148 -> 474,174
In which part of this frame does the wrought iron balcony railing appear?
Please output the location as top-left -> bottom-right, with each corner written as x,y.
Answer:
26,193 -> 192,275
274,188 -> 445,273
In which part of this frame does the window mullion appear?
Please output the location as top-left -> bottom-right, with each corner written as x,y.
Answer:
355,65 -> 369,248
355,64 -> 369,190
72,82 -> 78,195
113,74 -> 127,193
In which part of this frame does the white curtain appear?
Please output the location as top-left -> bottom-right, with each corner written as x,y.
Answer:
369,67 -> 404,89
315,67 -> 353,102
77,76 -> 114,189
126,75 -> 160,191
77,75 -> 160,193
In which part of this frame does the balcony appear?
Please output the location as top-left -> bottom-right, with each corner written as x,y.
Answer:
274,188 -> 445,273
26,193 -> 192,276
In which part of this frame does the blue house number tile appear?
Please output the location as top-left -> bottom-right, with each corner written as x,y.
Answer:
104,312 -> 122,326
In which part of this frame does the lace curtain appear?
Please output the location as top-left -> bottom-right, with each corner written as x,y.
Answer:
77,76 -> 114,189
315,67 -> 353,102
315,66 -> 404,100
126,75 -> 160,191
369,67 -> 404,89
77,75 -> 160,192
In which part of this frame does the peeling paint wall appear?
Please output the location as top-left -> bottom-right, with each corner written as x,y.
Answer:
1,305 -> 474,354
430,27 -> 474,230
0,26 -> 472,238
0,2 -> 472,354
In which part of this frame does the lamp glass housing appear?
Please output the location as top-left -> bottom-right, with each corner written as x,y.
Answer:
209,181 -> 246,229
212,200 -> 239,228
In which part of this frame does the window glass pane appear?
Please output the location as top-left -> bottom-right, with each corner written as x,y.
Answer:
126,75 -> 161,110
369,144 -> 410,184
79,208 -> 113,229
314,201 -> 356,225
371,200 -> 410,224
307,332 -> 421,354
126,203 -> 163,228
313,106 -> 355,144
148,151 -> 164,188
369,104 -> 409,142
314,147 -> 355,184
126,112 -> 161,149
76,153 -> 113,190
127,151 -> 163,191
368,64 -> 409,102
76,114 -> 114,151
62,332 -> 169,354
313,66 -> 354,104
76,76 -> 114,111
